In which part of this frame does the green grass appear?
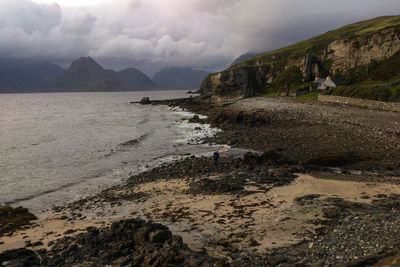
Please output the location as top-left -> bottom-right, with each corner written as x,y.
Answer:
294,92 -> 319,103
369,51 -> 400,82
292,82 -> 311,91
331,84 -> 400,102
231,15 -> 400,70
261,92 -> 281,98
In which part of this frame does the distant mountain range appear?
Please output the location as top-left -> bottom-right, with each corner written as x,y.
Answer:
153,67 -> 210,89
49,57 -> 157,92
0,58 -> 64,93
0,57 -> 210,93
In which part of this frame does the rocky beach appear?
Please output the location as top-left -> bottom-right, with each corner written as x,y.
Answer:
1,96 -> 400,266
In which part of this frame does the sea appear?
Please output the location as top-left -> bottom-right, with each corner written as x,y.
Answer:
0,91 -> 222,213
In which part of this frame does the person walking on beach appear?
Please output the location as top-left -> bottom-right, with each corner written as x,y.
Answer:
213,150 -> 220,166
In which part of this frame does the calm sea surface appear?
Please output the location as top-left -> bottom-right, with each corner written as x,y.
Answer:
0,91 -> 219,212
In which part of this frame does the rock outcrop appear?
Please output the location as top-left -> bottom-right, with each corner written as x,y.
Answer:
327,28 -> 400,74
0,219 -> 227,267
0,205 -> 36,237
199,66 -> 269,103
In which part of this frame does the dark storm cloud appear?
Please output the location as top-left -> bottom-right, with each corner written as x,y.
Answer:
1,0 -> 400,75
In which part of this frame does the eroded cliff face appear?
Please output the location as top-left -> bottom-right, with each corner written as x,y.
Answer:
327,28 -> 400,74
199,66 -> 269,103
200,27 -> 400,102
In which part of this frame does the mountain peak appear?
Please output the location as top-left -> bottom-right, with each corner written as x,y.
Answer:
67,57 -> 106,78
50,56 -> 157,92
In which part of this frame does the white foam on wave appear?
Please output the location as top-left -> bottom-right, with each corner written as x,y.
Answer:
168,106 -> 221,144
169,107 -> 208,119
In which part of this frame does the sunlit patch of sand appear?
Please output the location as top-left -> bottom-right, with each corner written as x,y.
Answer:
0,216 -> 112,252
1,174 -> 399,260
100,174 -> 400,259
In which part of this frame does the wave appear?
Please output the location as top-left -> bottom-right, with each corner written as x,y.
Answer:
105,133 -> 151,157
118,133 -> 150,147
5,180 -> 85,205
137,117 -> 150,125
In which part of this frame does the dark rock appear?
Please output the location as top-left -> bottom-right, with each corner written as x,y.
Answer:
31,241 -> 43,247
33,219 -> 226,266
236,111 -> 244,123
249,239 -> 260,247
0,248 -> 40,266
63,229 -> 76,235
139,97 -> 150,104
134,225 -> 152,243
149,229 -> 172,243
188,114 -> 203,123
268,255 -> 288,266
311,151 -> 361,167
0,206 -> 36,237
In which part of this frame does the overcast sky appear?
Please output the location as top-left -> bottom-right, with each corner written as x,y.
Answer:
1,0 -> 400,76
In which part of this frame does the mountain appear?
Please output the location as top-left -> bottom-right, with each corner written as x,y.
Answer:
200,15 -> 400,102
153,67 -> 210,89
0,58 -> 64,93
50,57 -> 157,92
231,53 -> 261,66
115,68 -> 155,88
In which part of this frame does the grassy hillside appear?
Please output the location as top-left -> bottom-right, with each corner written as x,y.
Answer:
232,15 -> 400,69
369,51 -> 400,82
329,51 -> 400,102
331,84 -> 400,102
232,15 -> 400,102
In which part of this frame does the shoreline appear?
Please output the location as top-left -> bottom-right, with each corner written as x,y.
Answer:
1,96 -> 400,266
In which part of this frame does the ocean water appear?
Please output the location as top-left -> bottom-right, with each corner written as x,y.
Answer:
0,91 -> 220,212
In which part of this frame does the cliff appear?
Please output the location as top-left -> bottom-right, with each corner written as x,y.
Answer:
200,15 -> 400,102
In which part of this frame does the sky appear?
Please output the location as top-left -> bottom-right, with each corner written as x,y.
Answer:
1,0 -> 400,76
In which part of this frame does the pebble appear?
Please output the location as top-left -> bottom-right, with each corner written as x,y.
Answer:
275,216 -> 290,222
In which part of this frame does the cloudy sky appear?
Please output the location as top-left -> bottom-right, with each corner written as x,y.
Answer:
1,0 -> 400,76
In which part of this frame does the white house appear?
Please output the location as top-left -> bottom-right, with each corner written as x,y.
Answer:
319,76 -> 337,90
311,76 -> 338,91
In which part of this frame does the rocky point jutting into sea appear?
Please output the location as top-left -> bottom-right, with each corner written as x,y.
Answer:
1,15 -> 400,267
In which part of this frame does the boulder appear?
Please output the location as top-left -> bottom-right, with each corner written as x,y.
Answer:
139,97 -> 150,104
149,229 -> 172,243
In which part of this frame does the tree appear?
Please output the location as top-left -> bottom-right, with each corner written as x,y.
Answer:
272,66 -> 303,93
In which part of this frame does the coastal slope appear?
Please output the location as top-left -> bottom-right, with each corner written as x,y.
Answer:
200,15 -> 400,102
